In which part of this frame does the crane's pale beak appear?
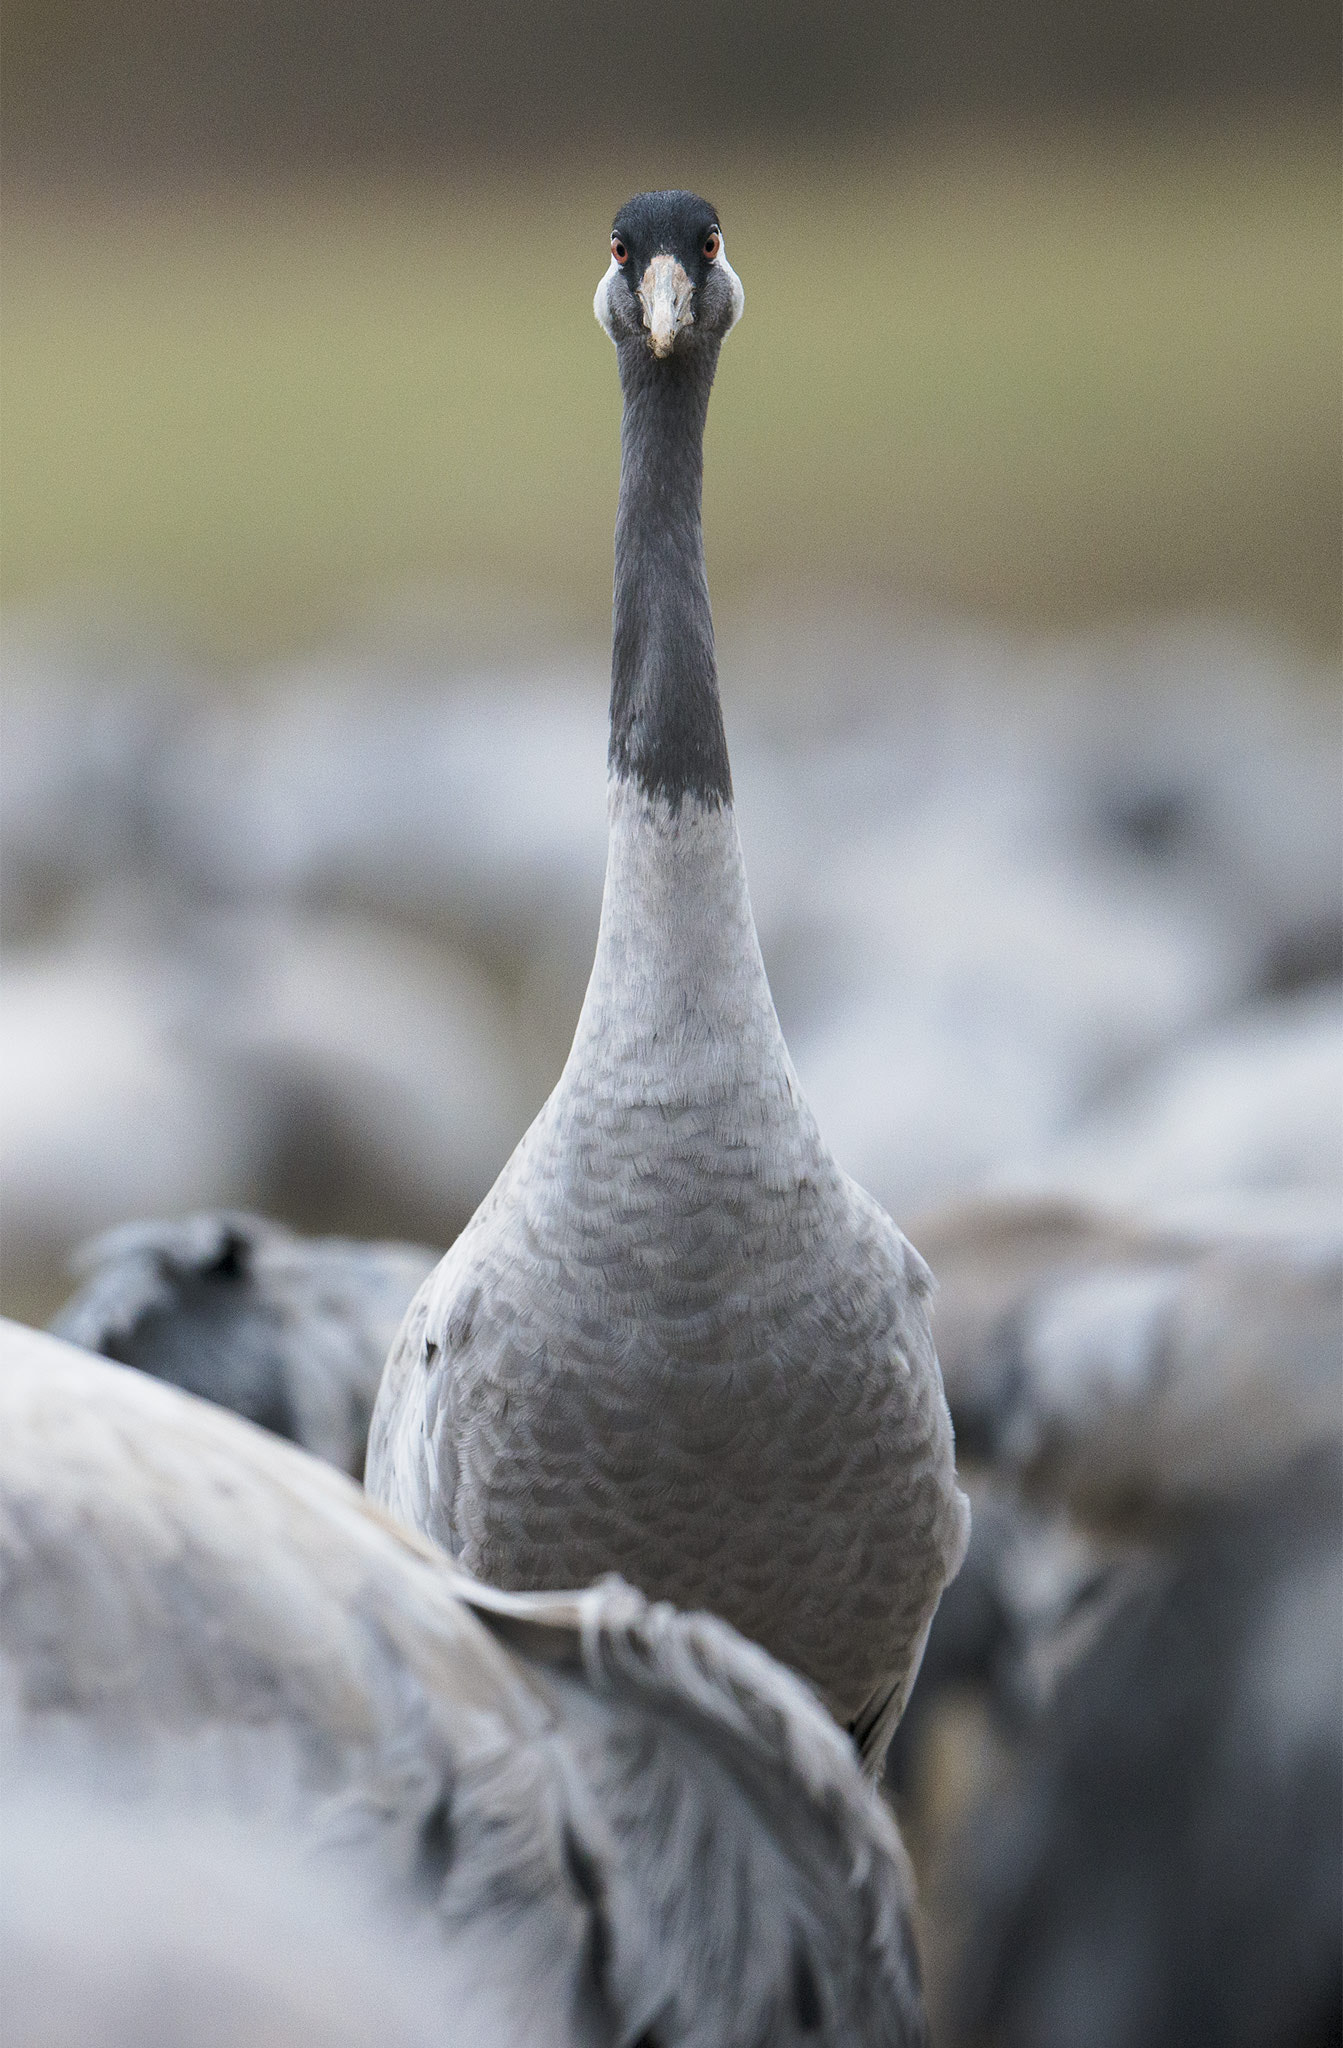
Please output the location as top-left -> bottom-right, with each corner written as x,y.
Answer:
638,255 -> 694,357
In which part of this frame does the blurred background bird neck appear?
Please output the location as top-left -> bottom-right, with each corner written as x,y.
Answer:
609,343 -> 732,811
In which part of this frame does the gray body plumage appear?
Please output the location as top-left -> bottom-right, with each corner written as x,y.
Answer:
367,192 -> 969,1762
371,786 -> 966,1750
51,1210 -> 437,1476
0,1320 -> 928,2046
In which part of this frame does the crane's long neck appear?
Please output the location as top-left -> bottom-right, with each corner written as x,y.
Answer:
568,339 -> 779,1069
608,343 -> 730,809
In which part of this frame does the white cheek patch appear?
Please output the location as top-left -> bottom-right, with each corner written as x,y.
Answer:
594,257 -> 620,341
714,238 -> 745,334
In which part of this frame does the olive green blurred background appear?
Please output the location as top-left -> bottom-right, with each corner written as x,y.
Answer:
2,0 -> 1339,661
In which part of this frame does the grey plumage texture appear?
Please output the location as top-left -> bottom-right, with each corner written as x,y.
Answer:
368,193 -> 969,1765
50,1210 -> 437,1476
0,1320 -> 928,2047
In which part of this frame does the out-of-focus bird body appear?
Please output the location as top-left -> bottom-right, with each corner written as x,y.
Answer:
0,1319 -> 929,2047
918,1190 -> 1342,1522
896,1188 -> 1342,2044
369,193 -> 968,1759
945,1447 -> 1342,2048
51,1211 -> 436,1477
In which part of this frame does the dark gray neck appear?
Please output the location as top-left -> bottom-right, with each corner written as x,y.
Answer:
608,338 -> 732,810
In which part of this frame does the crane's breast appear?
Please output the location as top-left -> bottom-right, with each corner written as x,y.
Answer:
416,1116 -> 958,1718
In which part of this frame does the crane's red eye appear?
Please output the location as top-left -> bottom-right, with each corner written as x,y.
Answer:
611,236 -> 629,265
703,229 -> 721,261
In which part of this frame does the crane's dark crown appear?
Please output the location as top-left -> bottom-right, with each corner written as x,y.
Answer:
611,189 -> 720,277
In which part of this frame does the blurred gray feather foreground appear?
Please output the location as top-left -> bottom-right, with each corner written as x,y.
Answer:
0,1318 -> 929,2048
2,1781 -> 474,2048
